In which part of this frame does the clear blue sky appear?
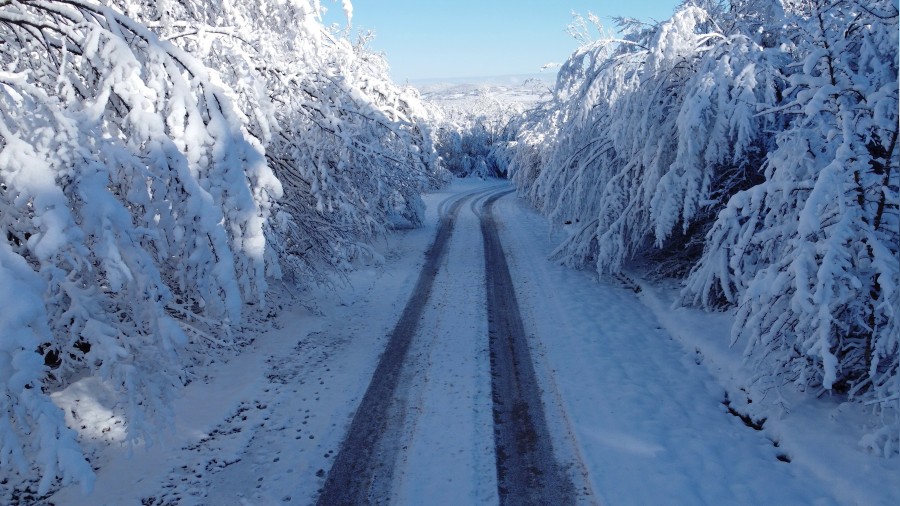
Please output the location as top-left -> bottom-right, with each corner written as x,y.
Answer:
323,1 -> 681,81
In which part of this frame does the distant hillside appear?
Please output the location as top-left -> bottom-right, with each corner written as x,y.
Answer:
409,72 -> 556,89
412,73 -> 555,116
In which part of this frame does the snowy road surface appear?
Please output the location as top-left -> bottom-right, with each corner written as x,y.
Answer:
48,180 -> 899,505
480,190 -> 575,505
316,187 -> 502,504
318,186 -> 575,505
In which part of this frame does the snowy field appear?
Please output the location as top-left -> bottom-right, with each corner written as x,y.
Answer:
43,179 -> 899,505
412,74 -> 554,114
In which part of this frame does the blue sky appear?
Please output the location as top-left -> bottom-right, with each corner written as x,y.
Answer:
323,1 -> 681,81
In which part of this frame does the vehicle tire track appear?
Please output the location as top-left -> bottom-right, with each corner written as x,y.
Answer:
480,189 -> 576,506
316,187 -> 495,506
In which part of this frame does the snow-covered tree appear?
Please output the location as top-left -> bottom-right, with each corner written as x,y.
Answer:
683,0 -> 899,455
512,0 -> 898,454
0,0 -> 444,492
109,0 -> 445,280
513,3 -> 788,276
432,87 -> 528,178
0,0 -> 283,490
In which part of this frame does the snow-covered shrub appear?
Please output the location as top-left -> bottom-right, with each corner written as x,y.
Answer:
435,125 -> 501,178
0,241 -> 95,494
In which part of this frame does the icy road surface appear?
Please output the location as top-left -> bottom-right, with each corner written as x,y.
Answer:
49,180 -> 899,505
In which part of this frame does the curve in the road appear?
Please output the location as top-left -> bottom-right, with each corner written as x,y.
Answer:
316,188 -> 493,506
481,189 -> 576,506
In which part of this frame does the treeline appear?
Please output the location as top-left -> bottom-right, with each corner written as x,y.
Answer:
510,0 -> 898,454
0,0 -> 444,492
432,89 -> 525,178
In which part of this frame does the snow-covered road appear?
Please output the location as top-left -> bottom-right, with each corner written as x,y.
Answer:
318,185 -> 577,505
317,186 -> 503,504
48,180 -> 899,506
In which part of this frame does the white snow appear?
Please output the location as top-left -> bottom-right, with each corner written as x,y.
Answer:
494,189 -> 900,506
44,180 -> 899,505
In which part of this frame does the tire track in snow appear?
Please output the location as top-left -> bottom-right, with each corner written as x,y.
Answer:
316,187 -> 495,505
480,189 -> 576,505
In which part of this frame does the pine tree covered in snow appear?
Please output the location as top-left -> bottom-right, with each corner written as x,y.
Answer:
0,0 -> 443,492
511,0 -> 899,454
